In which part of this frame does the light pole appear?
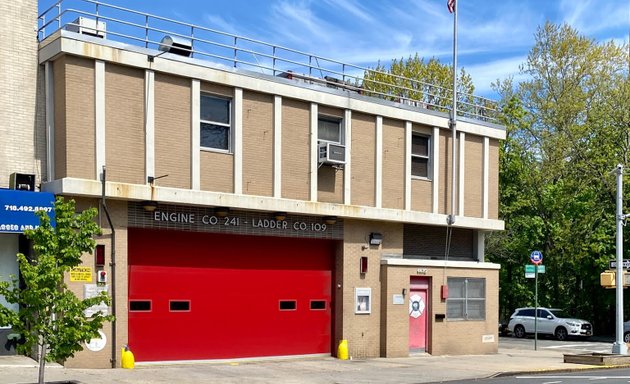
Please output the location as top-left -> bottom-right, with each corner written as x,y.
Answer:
613,164 -> 628,355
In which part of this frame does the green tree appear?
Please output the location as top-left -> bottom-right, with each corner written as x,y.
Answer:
0,197 -> 113,384
362,54 -> 476,115
487,22 -> 629,330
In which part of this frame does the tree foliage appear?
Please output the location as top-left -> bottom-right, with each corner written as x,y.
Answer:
487,22 -> 629,330
362,54 -> 475,114
0,197 -> 113,384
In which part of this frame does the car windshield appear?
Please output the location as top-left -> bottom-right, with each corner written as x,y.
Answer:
549,309 -> 572,319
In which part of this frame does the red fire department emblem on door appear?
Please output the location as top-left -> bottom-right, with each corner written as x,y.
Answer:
409,294 -> 425,319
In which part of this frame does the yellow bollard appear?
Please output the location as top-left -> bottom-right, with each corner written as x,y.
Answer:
121,345 -> 135,369
337,339 -> 348,360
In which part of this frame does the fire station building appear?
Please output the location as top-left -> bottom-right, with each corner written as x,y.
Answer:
7,1 -> 505,367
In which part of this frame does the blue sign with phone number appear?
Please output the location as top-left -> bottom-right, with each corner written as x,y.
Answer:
0,189 -> 55,233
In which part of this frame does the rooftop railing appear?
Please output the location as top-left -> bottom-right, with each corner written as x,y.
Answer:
38,0 -> 499,124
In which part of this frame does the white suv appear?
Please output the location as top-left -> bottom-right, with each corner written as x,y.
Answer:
508,307 -> 593,341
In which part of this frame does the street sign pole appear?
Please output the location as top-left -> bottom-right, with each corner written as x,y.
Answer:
534,266 -> 538,351
613,164 -> 628,355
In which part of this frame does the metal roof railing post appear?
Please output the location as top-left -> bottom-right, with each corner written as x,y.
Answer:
309,56 -> 312,77
190,25 -> 195,58
144,15 -> 149,48
95,3 -> 100,37
57,2 -> 61,31
272,46 -> 276,76
233,36 -> 238,68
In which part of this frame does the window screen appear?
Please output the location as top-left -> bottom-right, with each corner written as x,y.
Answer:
200,94 -> 231,151
318,117 -> 342,143
411,134 -> 430,178
446,278 -> 485,320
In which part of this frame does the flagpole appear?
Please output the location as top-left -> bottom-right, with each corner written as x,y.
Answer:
448,0 -> 458,225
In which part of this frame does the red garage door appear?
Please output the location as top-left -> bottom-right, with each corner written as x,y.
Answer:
128,228 -> 334,361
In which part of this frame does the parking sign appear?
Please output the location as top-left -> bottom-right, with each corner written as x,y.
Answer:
530,250 -> 543,265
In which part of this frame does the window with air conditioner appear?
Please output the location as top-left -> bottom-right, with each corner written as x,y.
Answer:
200,93 -> 232,152
318,116 -> 345,165
411,133 -> 431,178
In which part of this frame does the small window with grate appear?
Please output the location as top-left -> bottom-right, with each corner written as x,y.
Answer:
129,300 -> 151,312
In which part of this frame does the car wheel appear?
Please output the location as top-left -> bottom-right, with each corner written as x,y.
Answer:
624,332 -> 630,343
513,325 -> 526,338
555,327 -> 568,341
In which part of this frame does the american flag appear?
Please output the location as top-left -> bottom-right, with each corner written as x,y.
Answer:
447,0 -> 455,13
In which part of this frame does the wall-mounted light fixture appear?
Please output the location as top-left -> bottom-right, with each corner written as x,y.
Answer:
323,216 -> 337,225
402,288 -> 407,297
215,207 -> 230,218
141,200 -> 158,212
274,211 -> 287,221
369,232 -> 383,246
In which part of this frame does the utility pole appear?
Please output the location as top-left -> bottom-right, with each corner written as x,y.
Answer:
613,164 -> 628,355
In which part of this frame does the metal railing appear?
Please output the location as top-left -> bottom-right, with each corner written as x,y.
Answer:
38,0 -> 499,123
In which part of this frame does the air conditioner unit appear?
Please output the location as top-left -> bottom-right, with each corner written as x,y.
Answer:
65,17 -> 106,38
9,173 -> 35,191
318,142 -> 346,165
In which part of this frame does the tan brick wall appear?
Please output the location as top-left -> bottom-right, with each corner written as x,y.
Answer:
488,139 -> 500,219
410,124 -> 433,212
200,151 -> 234,192
105,64 -> 145,184
59,56 -> 96,180
340,220 -> 403,359
281,98 -> 310,200
64,198 -> 129,368
464,134 -> 483,218
411,179 -> 432,212
154,73 -> 191,189
0,1 -> 41,187
431,268 -> 499,355
380,265 -> 498,357
318,166 -> 344,203
319,105 -> 344,118
379,266 -> 417,357
201,82 -> 233,97
438,130 -> 456,215
242,90 -> 273,196
53,57 -> 68,179
382,118 -> 405,209
350,113 -> 376,207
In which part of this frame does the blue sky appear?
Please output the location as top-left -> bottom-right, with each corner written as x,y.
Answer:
39,0 -> 629,98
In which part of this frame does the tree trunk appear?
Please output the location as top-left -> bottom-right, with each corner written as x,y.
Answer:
38,343 -> 46,384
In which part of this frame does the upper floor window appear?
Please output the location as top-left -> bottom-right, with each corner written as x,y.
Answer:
411,133 -> 430,178
318,116 -> 343,144
201,93 -> 231,151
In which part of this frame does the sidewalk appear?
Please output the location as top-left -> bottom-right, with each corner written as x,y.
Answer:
0,347 -> 613,384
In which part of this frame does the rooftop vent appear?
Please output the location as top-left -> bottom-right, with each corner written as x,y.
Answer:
65,17 -> 106,38
159,35 -> 192,57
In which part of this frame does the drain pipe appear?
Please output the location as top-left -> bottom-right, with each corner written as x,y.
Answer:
101,166 -> 117,368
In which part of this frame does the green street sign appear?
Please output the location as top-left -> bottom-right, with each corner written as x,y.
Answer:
525,265 -> 545,279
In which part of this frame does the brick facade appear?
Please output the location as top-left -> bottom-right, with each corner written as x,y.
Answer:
25,21 -> 505,367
